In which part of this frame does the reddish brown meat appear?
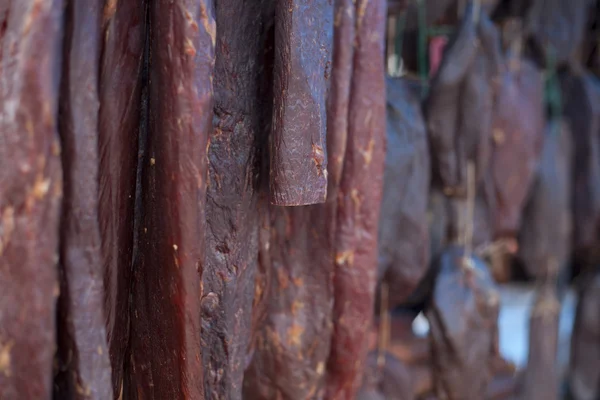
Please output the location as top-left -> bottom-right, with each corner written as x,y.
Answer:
0,0 -> 64,398
518,119 -> 572,279
97,0 -> 147,395
568,272 -> 600,400
426,247 -> 500,400
521,284 -> 561,400
269,0 -> 333,206
201,0 -> 274,397
356,352 -> 414,400
127,0 -> 215,398
377,77 -> 430,308
560,71 -> 600,256
490,58 -> 545,236
54,0 -> 112,398
326,0 -> 387,396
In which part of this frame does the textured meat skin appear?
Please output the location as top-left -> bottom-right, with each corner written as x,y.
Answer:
127,0 -> 215,398
560,72 -> 600,254
54,0 -> 112,398
97,0 -> 146,395
522,284 -> 561,400
425,247 -> 500,400
377,77 -> 430,308
491,59 -> 544,236
201,0 -> 272,397
425,2 -> 477,194
269,0 -> 333,206
568,272 -> 600,400
518,120 -> 572,279
326,0 -> 387,396
0,0 -> 64,398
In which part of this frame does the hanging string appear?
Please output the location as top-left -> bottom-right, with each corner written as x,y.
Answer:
417,0 -> 428,98
377,282 -> 390,370
463,162 -> 476,268
394,11 -> 407,76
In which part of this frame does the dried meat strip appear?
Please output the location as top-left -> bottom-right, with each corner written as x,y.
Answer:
0,0 -> 64,398
201,0 -> 274,397
270,0 -> 333,206
425,247 -> 500,400
377,77 -> 430,308
518,119 -> 572,279
326,0 -> 387,397
54,0 -> 111,398
491,58 -> 544,237
98,0 -> 147,395
127,0 -> 215,398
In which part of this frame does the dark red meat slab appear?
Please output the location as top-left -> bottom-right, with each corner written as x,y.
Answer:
326,0 -> 387,396
0,0 -> 64,398
560,71 -> 600,255
521,284 -> 561,400
425,247 -> 500,400
518,119 -> 572,279
54,0 -> 112,398
127,0 -> 215,398
568,272 -> 600,400
201,0 -> 273,397
269,0 -> 333,206
377,77 -> 430,308
97,0 -> 147,395
490,58 -> 544,236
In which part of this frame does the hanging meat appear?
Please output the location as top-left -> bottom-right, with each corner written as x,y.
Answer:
525,0 -> 589,67
269,0 -> 333,206
521,283 -> 561,400
425,247 -> 500,400
97,0 -> 147,395
0,1 -> 64,398
560,71 -> 600,261
377,77 -> 430,308
356,352 -> 414,400
200,0 -> 275,397
53,0 -> 112,398
326,0 -> 386,396
518,119 -> 572,279
490,56 -> 545,237
127,0 -> 215,398
426,3 -> 501,197
568,271 -> 600,400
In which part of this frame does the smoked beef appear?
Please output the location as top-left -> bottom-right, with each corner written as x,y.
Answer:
356,352 -> 414,400
568,271 -> 600,400
521,283 -> 561,400
54,0 -> 111,398
201,0 -> 274,397
326,0 -> 386,396
377,77 -> 430,308
518,119 -> 572,279
97,0 -> 147,395
490,57 -> 544,236
0,0 -> 64,398
426,246 -> 500,400
127,1 -> 215,398
427,4 -> 500,195
560,71 -> 600,255
269,0 -> 333,206
526,0 -> 588,67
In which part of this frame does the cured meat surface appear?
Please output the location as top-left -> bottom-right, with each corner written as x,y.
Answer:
518,119 -> 572,279
491,58 -> 544,236
568,272 -> 600,400
326,0 -> 387,396
356,352 -> 414,400
270,0 -> 333,206
378,77 -> 430,308
127,0 -> 215,398
560,72 -> 600,255
201,0 -> 273,397
98,0 -> 147,394
0,0 -> 64,398
426,247 -> 500,400
521,284 -> 561,400
54,0 -> 111,398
